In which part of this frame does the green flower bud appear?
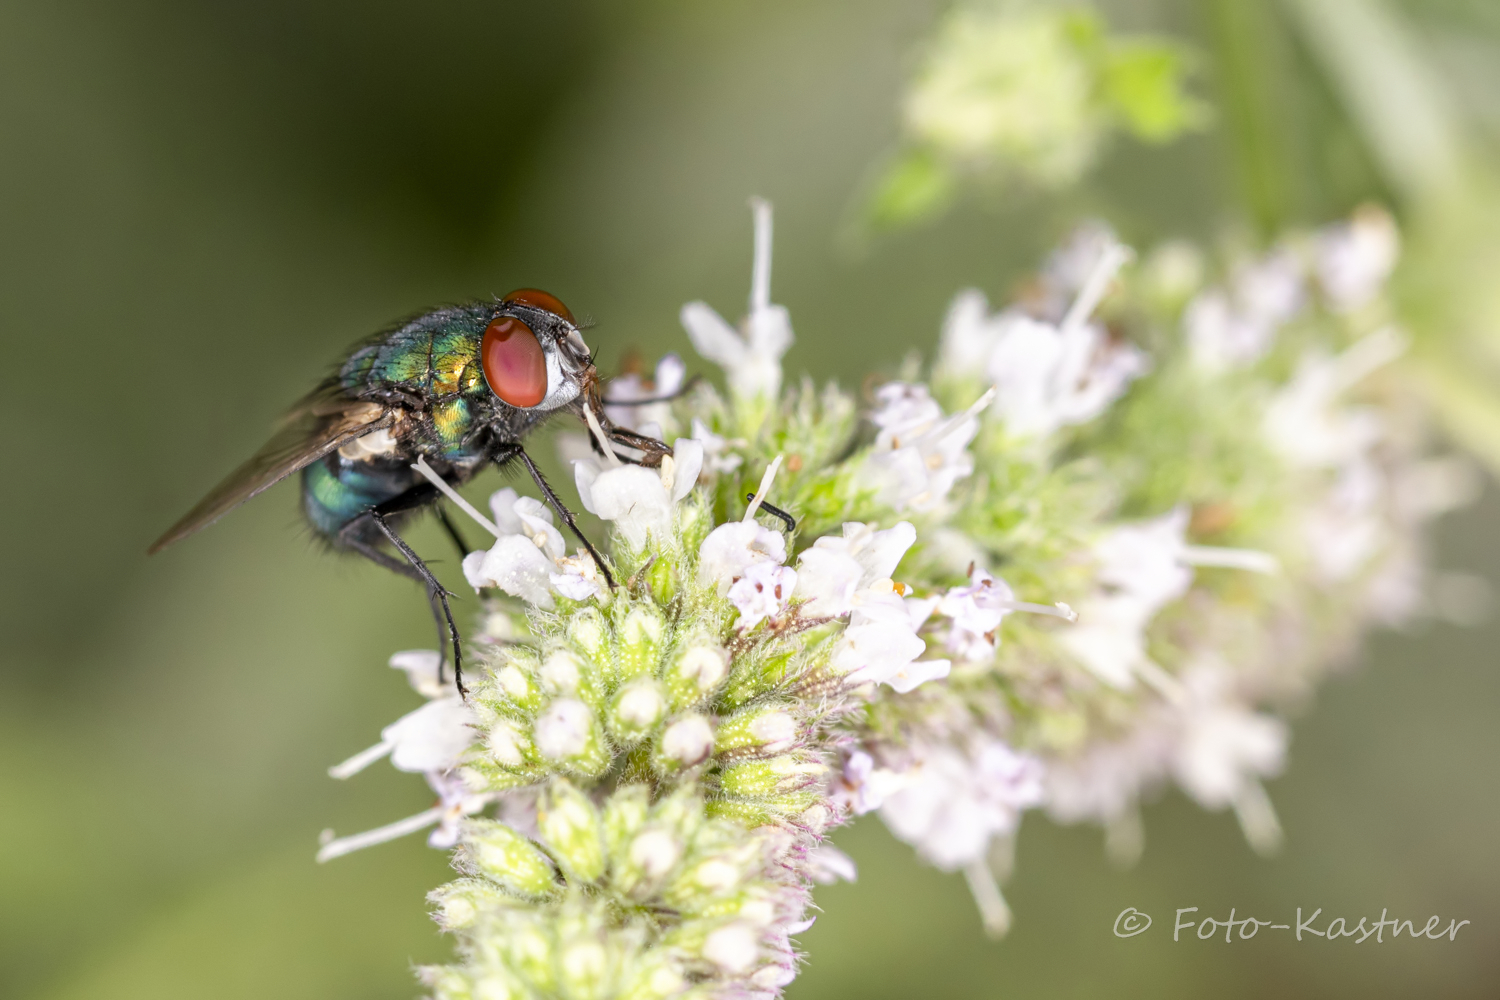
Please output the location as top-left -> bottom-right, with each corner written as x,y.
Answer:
492,662 -> 542,715
602,784 -> 651,861
713,704 -> 799,756
538,780 -> 606,884
566,607 -> 613,668
617,606 -> 664,684
607,679 -> 666,743
463,820 -> 558,898
664,642 -> 728,711
502,922 -> 557,993
485,717 -> 533,768
428,878 -> 512,931
532,698 -> 610,776
616,953 -> 687,1000
718,755 -> 823,798
558,937 -> 609,999
655,713 -> 715,770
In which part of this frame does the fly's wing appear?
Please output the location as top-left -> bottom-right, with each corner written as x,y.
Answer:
148,381 -> 394,554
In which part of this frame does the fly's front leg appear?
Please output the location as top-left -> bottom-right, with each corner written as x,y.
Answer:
493,442 -> 616,590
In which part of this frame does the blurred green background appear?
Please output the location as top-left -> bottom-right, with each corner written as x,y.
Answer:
1,1 -> 1497,997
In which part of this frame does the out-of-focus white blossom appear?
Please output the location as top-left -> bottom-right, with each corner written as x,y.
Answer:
604,353 -> 687,435
1062,509 -> 1276,690
879,739 -> 1045,870
861,382 -> 991,512
1265,328 -> 1405,469
1169,663 -> 1287,812
681,200 -> 792,402
939,238 -> 1145,440
1185,247 -> 1304,373
690,417 -> 745,474
1315,205 -> 1399,313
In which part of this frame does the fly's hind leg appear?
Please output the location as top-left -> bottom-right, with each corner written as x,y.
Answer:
339,484 -> 467,696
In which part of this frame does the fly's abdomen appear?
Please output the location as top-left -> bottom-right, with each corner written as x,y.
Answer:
301,454 -> 419,540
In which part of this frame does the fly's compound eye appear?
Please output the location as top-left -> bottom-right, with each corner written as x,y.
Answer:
482,316 -> 548,408
501,288 -> 575,325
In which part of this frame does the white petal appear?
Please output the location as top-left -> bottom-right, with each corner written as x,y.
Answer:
669,438 -> 704,502
382,696 -> 478,773
680,302 -> 746,368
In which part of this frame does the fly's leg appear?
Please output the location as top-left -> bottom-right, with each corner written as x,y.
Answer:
494,442 -> 616,590
436,505 -> 473,561
338,484 -> 467,695
369,510 -> 465,697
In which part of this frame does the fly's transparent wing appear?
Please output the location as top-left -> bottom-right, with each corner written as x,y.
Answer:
148,381 -> 393,553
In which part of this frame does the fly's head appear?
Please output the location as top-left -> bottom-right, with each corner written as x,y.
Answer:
481,289 -> 595,414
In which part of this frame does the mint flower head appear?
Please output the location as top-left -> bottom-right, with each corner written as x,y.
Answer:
312,198 -> 1477,993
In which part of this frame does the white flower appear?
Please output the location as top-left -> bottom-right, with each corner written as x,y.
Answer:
604,353 -> 687,435
1043,727 -> 1173,825
461,489 -> 571,609
861,382 -> 990,512
317,650 -> 489,863
1061,509 -> 1276,690
1187,247 -> 1304,372
1315,205 -> 1398,313
573,437 -> 703,549
879,739 -> 1044,870
939,239 -> 1145,440
698,521 -> 787,595
1170,665 -> 1287,811
680,199 -> 792,402
934,565 -> 1075,664
550,551 -> 605,602
792,521 -> 917,618
828,585 -> 932,688
689,418 -> 744,474
1264,329 -> 1404,469
936,568 -> 1019,662
727,561 -> 798,631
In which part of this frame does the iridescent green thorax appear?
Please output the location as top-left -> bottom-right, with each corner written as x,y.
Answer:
340,305 -> 496,460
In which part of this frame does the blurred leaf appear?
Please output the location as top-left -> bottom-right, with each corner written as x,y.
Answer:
864,148 -> 957,231
1099,41 -> 1210,143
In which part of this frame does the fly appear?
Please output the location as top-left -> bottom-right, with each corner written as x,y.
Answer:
149,289 -> 672,694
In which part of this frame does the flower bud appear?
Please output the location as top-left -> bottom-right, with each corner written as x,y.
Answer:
428,878 -> 509,931
617,606 -> 664,684
702,923 -> 759,974
538,780 -> 606,883
616,954 -> 686,1000
602,784 -> 650,859
656,714 -> 715,769
558,939 -> 609,999
566,607 -> 612,666
717,755 -> 823,798
463,820 -> 557,897
532,698 -> 609,775
713,704 -> 799,756
493,662 -> 542,714
665,642 -> 729,710
607,680 -> 666,744
486,718 -> 532,767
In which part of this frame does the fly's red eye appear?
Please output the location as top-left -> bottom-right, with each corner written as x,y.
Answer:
482,317 -> 548,408
501,288 -> 575,324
